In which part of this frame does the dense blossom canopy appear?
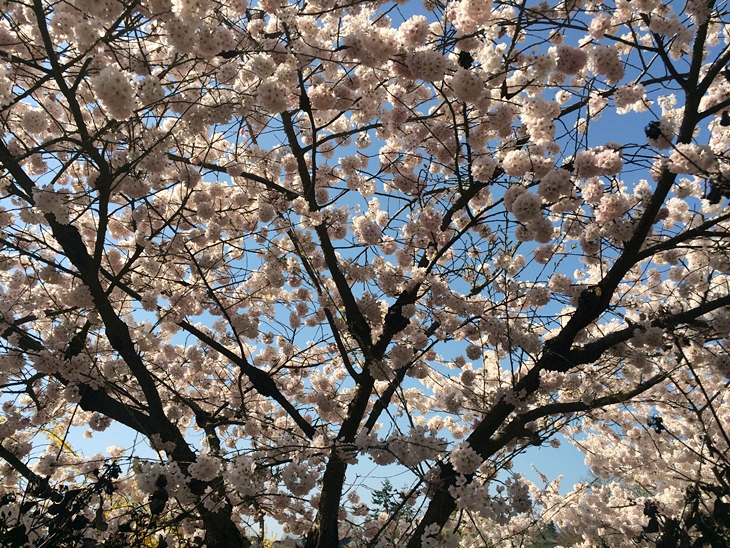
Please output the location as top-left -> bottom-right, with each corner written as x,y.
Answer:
1,0 -> 730,547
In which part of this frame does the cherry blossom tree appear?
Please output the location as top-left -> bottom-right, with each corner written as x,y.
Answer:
1,0 -> 730,547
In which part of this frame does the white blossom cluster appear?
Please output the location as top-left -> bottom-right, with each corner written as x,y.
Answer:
91,65 -> 136,120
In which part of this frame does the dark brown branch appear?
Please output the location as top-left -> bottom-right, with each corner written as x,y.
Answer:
178,320 -> 316,439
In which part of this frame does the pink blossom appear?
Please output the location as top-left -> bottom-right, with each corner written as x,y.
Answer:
504,184 -> 528,212
511,192 -> 542,222
588,44 -> 625,84
398,15 -> 429,46
669,143 -> 718,175
92,65 -> 136,120
451,67 -> 484,102
353,215 -> 382,245
502,150 -> 531,177
406,50 -> 448,82
538,169 -> 573,201
554,45 -> 588,74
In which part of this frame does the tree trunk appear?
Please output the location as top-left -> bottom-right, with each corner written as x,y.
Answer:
305,455 -> 346,548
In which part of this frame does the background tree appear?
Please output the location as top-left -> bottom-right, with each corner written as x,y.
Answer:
1,0 -> 730,547
367,479 -> 417,543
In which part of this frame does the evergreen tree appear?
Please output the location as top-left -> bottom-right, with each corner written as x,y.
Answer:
369,480 -> 416,522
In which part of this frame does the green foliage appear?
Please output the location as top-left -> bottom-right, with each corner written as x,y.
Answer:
369,479 -> 416,523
